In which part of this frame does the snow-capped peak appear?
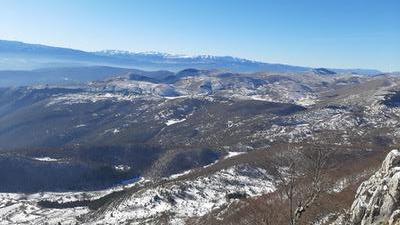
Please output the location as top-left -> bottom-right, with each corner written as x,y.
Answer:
95,50 -> 256,63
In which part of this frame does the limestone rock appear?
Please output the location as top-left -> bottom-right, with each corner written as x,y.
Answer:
350,150 -> 400,225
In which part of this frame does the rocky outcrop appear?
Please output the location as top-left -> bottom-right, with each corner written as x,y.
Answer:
350,150 -> 400,225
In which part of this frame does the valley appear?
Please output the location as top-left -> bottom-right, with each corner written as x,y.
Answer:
0,66 -> 399,224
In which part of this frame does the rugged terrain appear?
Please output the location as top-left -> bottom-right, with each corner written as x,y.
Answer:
0,67 -> 399,224
347,149 -> 400,225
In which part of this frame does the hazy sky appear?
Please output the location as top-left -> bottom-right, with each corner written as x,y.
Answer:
0,0 -> 399,71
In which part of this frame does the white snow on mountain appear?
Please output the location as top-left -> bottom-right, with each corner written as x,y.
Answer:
96,50 -> 256,63
165,118 -> 187,126
94,165 -> 276,225
32,157 -> 60,162
224,151 -> 246,159
0,165 -> 276,225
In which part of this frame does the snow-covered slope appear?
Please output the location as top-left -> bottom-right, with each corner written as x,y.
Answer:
0,165 -> 275,225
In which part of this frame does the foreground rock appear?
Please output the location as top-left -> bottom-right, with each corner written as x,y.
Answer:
350,149 -> 400,225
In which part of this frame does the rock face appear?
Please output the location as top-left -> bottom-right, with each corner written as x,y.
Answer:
350,150 -> 400,225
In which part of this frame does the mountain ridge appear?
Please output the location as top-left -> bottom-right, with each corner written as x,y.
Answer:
0,39 -> 382,75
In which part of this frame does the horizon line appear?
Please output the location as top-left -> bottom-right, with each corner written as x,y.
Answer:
0,38 -> 390,73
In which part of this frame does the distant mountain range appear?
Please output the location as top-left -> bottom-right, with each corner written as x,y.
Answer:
0,40 -> 382,75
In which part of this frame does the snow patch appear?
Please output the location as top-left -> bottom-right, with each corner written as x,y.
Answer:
32,157 -> 60,162
224,151 -> 246,159
169,169 -> 192,179
165,118 -> 186,126
114,165 -> 131,171
113,128 -> 120,134
296,97 -> 316,106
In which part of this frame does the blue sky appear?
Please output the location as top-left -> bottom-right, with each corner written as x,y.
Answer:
0,0 -> 399,71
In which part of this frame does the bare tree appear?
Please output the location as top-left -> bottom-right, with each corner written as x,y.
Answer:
272,144 -> 331,225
